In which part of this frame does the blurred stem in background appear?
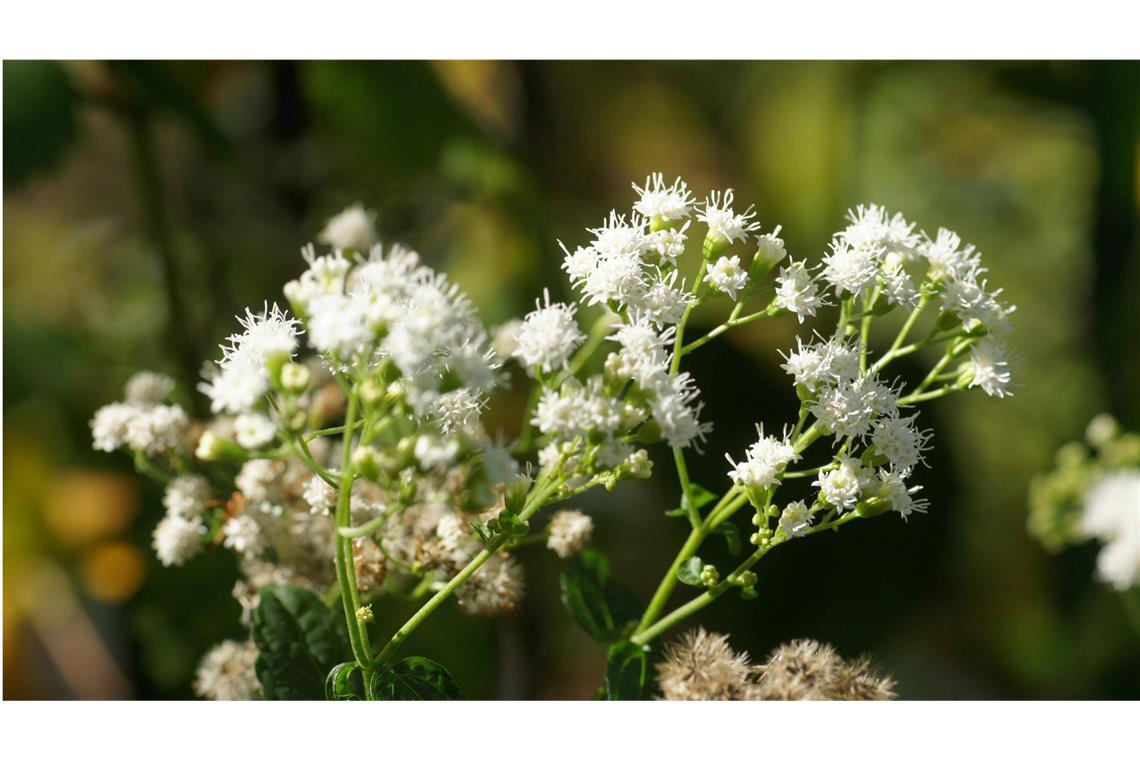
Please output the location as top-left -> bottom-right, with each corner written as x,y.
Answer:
121,101 -> 203,412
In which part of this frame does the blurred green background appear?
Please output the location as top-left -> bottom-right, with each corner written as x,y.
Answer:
4,60 -> 1138,699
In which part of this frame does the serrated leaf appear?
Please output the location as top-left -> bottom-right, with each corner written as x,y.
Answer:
676,556 -> 705,586
251,585 -> 350,700
559,549 -> 641,643
325,662 -> 363,700
714,522 -> 743,556
605,642 -> 653,700
368,656 -> 464,700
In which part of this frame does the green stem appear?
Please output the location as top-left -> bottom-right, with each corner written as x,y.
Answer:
334,393 -> 372,667
673,447 -> 700,529
374,472 -> 562,664
631,541 -> 780,646
897,385 -> 961,405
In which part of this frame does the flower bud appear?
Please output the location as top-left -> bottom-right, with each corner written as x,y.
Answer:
352,445 -> 383,481
749,227 -> 786,278
195,431 -> 244,462
280,363 -> 311,393
358,378 -> 385,407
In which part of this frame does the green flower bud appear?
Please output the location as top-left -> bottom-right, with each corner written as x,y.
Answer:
280,363 -> 311,393
352,445 -> 382,481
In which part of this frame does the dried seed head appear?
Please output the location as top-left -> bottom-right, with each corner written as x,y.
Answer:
656,627 -> 755,700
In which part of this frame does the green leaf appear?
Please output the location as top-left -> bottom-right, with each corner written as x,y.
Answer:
325,662 -> 363,700
368,656 -> 464,700
559,549 -> 641,643
251,585 -> 350,700
685,482 -> 719,510
664,506 -> 688,518
605,642 -> 653,700
714,522 -> 743,556
676,556 -> 705,586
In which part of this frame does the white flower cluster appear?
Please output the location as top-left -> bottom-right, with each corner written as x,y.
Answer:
512,290 -> 585,375
199,304 -> 300,415
726,426 -> 799,491
91,372 -> 188,456
154,474 -> 212,566
546,509 -> 594,558
283,241 -> 501,434
1079,471 -> 1140,590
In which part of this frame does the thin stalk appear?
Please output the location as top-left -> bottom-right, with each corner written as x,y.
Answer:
333,394 -> 372,667
374,472 -> 563,664
897,385 -> 961,405
674,447 -> 701,529
631,541 -> 780,646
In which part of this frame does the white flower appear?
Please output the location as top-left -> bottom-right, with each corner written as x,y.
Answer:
821,238 -> 880,296
307,292 -> 374,358
778,500 -> 813,539
560,243 -> 599,285
811,380 -> 876,439
753,225 -> 787,270
704,255 -> 749,300
163,474 -> 212,518
91,402 -> 140,452
878,258 -> 919,310
646,224 -> 689,265
200,304 -> 300,414
968,339 -> 1013,398
318,202 -> 378,251
1080,471 -> 1140,590
919,228 -> 980,280
841,204 -> 919,260
631,269 -> 694,326
871,414 -> 930,471
432,388 -> 485,434
236,459 -> 284,502
876,468 -> 928,520
234,413 -> 277,449
581,247 -> 647,308
512,290 -> 585,374
153,514 -> 207,566
415,435 -> 459,470
303,475 -> 337,514
632,173 -> 695,223
547,510 -> 594,558
773,260 -> 824,323
534,377 -> 643,440
223,514 -> 263,558
648,373 -> 709,449
698,189 -> 760,245
125,371 -> 175,405
815,458 -> 872,511
491,319 -> 524,359
725,426 -> 799,490
194,640 -> 260,700
779,336 -> 858,393
939,271 -> 1014,334
124,404 -> 189,455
